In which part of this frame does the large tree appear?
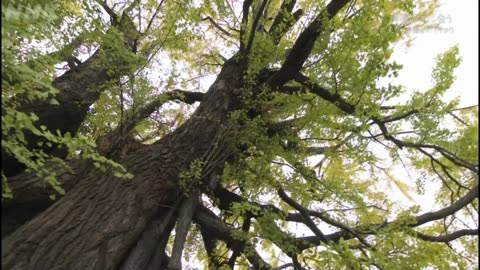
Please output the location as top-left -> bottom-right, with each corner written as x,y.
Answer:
2,0 -> 478,269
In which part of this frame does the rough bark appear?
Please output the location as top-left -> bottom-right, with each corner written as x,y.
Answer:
2,59 -> 244,270
1,90 -> 205,238
1,159 -> 91,238
2,14 -> 140,177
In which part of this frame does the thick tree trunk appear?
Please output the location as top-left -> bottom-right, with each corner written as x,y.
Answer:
2,55 -> 103,176
2,159 -> 89,237
1,51 -> 135,235
2,16 -> 139,177
2,59 -> 243,270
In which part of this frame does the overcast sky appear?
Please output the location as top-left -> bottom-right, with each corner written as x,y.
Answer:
392,0 -> 478,107
373,0 -> 478,210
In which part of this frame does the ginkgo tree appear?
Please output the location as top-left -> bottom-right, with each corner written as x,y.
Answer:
1,0 -> 478,269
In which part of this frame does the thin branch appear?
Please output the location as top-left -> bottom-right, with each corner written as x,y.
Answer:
381,104 -> 478,113
202,16 -> 233,37
323,205 -> 387,213
430,157 -> 468,194
123,0 -> 140,15
138,0 -> 142,32
278,263 -> 294,269
143,0 -> 166,35
288,73 -> 478,179
342,0 -> 358,20
450,105 -> 478,112
382,109 -> 419,123
448,112 -> 469,127
386,138 -> 479,174
245,0 -> 269,54
362,130 -> 417,139
278,188 -> 328,242
305,146 -> 329,155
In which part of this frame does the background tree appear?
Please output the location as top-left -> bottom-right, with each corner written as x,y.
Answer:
2,0 -> 478,269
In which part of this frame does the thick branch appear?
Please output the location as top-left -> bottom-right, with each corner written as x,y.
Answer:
3,4 -> 143,177
2,159 -> 90,237
269,0 -> 303,45
293,73 -> 478,174
127,90 -> 204,132
278,188 -> 327,241
297,185 -> 479,249
228,213 -> 252,268
416,228 -> 478,243
239,0 -> 254,52
1,88 -> 199,232
194,205 -> 272,269
294,73 -> 355,113
25,34 -> 88,69
245,0 -> 269,54
96,90 -> 204,155
120,202 -> 178,269
414,187 -> 478,226
200,228 -> 225,269
266,0 -> 351,89
270,0 -> 297,33
168,190 -> 199,270
96,0 -> 119,25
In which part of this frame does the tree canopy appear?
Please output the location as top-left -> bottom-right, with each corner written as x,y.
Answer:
1,0 -> 478,269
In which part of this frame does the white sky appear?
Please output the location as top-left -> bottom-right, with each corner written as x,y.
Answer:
393,0 -> 478,107
375,0 -> 478,208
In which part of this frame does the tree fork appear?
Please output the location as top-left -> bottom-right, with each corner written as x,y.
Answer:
2,59 -> 245,270
2,10 -> 141,177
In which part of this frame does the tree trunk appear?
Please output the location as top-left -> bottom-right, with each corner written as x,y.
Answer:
2,18 -> 139,177
2,53 -> 108,177
2,59 -> 243,270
